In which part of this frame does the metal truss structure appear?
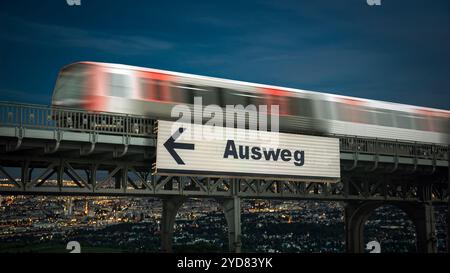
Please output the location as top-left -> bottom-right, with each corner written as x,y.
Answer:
0,102 -> 447,202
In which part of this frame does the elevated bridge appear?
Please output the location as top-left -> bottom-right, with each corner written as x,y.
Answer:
0,102 -> 448,253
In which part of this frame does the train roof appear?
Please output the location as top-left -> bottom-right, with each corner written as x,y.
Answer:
64,61 -> 450,116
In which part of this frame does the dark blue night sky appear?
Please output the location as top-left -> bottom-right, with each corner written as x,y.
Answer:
0,0 -> 449,109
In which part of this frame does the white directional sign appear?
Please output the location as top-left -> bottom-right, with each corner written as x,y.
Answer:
155,120 -> 341,182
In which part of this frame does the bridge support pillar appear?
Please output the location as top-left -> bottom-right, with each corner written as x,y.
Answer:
344,201 -> 366,253
114,167 -> 127,190
114,171 -> 122,189
218,196 -> 242,253
344,201 -> 437,253
160,196 -> 185,253
21,160 -> 30,186
408,203 -> 437,253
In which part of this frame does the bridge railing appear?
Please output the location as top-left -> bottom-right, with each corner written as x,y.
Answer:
340,137 -> 448,160
0,102 -> 154,137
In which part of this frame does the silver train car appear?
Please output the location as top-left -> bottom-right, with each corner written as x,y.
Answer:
52,62 -> 450,145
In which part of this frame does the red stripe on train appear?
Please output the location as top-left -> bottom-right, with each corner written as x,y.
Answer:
83,65 -> 107,112
261,88 -> 294,116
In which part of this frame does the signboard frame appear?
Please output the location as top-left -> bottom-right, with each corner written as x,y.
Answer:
154,120 -> 341,182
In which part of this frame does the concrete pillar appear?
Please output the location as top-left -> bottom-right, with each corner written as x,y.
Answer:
219,196 -> 242,253
160,196 -> 185,252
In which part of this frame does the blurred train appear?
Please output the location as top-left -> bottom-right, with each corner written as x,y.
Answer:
52,62 -> 450,145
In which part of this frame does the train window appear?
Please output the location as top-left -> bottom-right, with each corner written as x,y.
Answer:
139,77 -> 153,100
264,94 -> 291,115
223,90 -> 251,107
396,114 -> 413,129
175,84 -> 194,103
375,110 -> 393,127
168,83 -> 188,103
430,117 -> 450,133
318,100 -> 334,120
249,93 -> 266,111
153,80 -> 169,101
139,78 -> 172,102
290,97 -> 313,117
215,87 -> 225,107
411,115 -> 429,131
53,65 -> 86,103
109,73 -> 132,98
191,86 -> 219,106
170,84 -> 215,105
337,103 -> 369,124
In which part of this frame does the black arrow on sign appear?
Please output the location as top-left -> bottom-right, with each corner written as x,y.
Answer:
163,127 -> 195,165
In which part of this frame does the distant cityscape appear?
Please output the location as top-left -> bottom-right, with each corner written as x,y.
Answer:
0,193 -> 448,253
